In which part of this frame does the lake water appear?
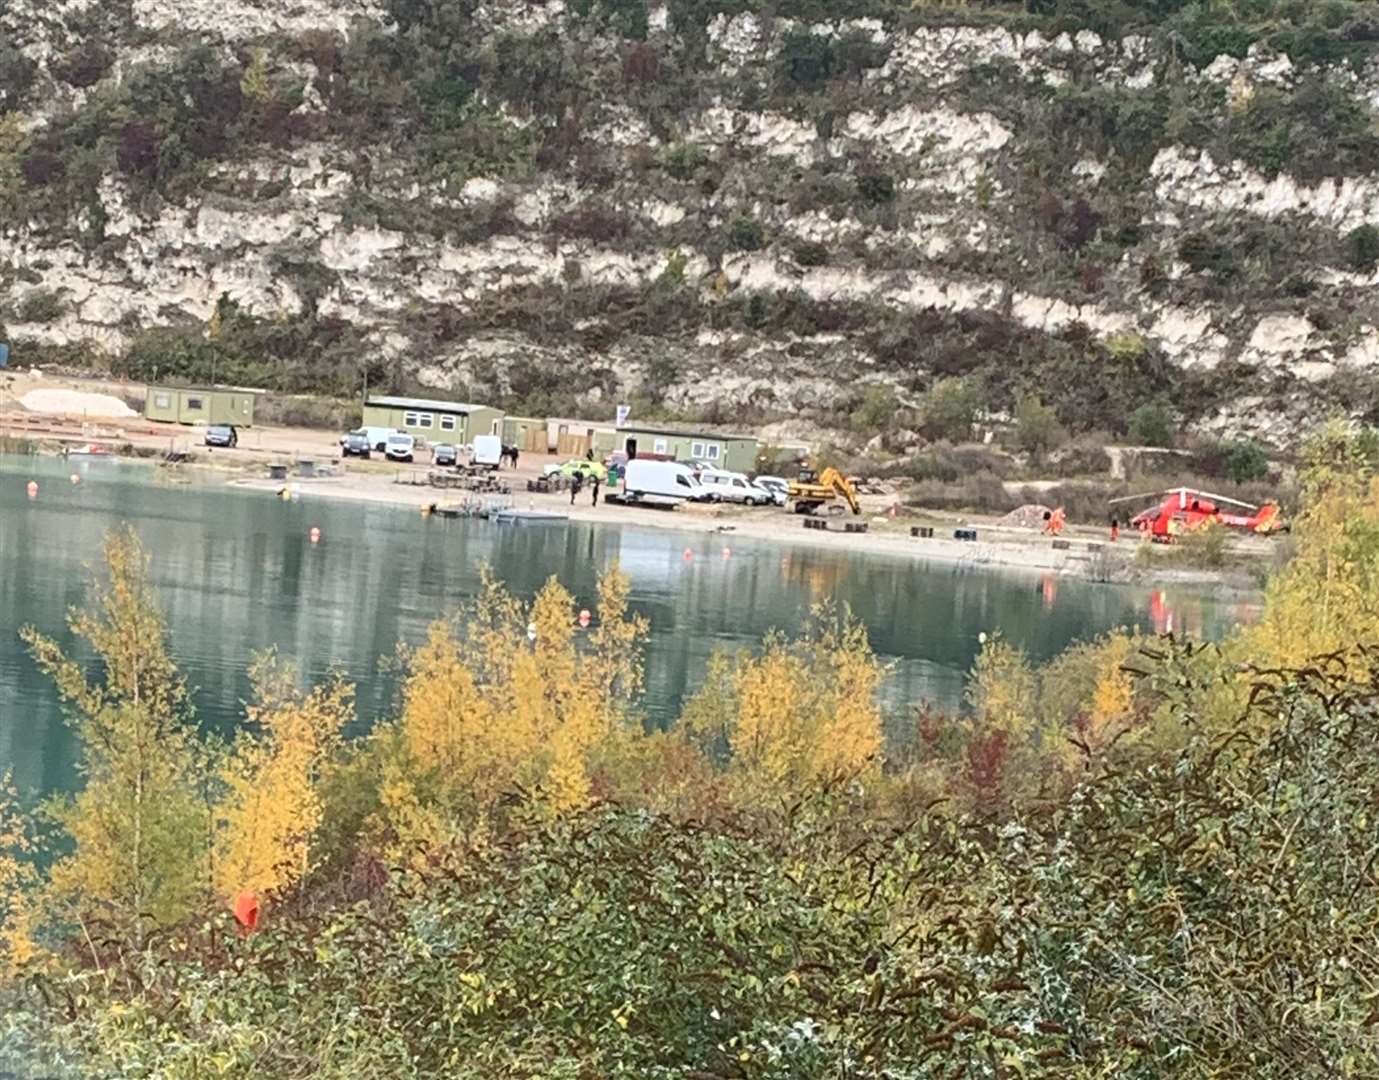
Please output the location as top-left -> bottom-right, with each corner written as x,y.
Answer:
0,453 -> 1260,799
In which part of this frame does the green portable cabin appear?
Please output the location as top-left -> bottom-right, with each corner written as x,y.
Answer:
361,396 -> 504,443
502,415 -> 547,453
612,425 -> 761,474
145,386 -> 256,426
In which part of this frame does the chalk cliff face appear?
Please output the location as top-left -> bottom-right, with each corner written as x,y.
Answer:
4,0 -> 1379,443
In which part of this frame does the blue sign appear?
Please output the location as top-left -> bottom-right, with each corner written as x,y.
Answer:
0,343 -> 9,368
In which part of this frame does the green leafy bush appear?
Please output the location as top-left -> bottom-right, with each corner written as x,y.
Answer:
1013,395 -> 1067,460
657,141 -> 707,181
918,376 -> 982,442
725,213 -> 765,252
791,240 -> 829,267
855,171 -> 895,205
569,0 -> 649,40
1191,438 -> 1271,483
1347,223 -> 1379,272
778,27 -> 836,89
17,289 -> 65,324
1127,401 -> 1175,447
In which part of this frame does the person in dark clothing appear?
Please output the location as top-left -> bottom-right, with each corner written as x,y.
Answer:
591,475 -> 601,506
511,447 -> 519,470
570,472 -> 584,505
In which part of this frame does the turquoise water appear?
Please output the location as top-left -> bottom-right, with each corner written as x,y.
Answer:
0,454 -> 1259,798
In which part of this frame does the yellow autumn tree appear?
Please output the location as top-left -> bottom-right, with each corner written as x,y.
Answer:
1036,631 -> 1147,776
0,772 -> 38,977
21,527 -> 206,945
215,653 -> 353,904
382,566 -> 646,865
959,635 -> 1053,813
1238,423 -> 1379,675
682,606 -> 884,796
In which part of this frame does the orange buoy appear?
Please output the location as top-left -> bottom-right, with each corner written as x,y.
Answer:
683,548 -> 693,560
233,890 -> 259,934
25,480 -> 37,498
309,527 -> 321,543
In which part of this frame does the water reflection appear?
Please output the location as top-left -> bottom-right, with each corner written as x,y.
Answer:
0,454 -> 1260,799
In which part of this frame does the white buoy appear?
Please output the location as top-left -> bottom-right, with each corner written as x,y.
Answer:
309,527 -> 321,543
25,480 -> 37,498
70,473 -> 80,485
527,622 -> 538,642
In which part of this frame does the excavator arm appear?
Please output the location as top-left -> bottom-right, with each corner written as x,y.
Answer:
818,467 -> 860,515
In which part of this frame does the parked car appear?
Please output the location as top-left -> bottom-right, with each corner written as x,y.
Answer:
544,459 -> 608,482
339,426 -> 399,453
621,460 -> 706,507
341,430 -> 372,459
204,424 -> 238,448
431,442 -> 457,466
385,432 -> 416,463
699,468 -> 773,505
753,475 -> 790,506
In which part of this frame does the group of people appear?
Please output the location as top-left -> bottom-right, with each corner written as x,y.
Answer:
570,470 -> 601,506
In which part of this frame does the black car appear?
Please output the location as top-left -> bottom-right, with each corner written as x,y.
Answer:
341,431 -> 371,459
205,424 -> 238,448
431,443 -> 458,467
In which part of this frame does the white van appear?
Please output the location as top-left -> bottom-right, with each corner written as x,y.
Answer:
698,468 -> 773,506
385,432 -> 416,462
621,459 -> 706,507
471,433 -> 502,468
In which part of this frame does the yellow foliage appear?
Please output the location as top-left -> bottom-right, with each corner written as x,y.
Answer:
215,653 -> 353,902
686,608 -> 884,793
0,773 -> 38,976
967,636 -> 1036,737
1038,632 -> 1144,773
385,566 -> 646,858
22,527 -> 205,941
1239,425 -> 1379,676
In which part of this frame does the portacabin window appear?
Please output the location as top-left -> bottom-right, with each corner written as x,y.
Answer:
691,441 -> 705,458
418,413 -> 434,429
154,393 -> 171,408
654,438 -> 668,454
404,411 -> 419,427
706,443 -> 721,461
186,396 -> 204,410
440,415 -> 456,432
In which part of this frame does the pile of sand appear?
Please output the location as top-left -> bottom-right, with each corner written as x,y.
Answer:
998,503 -> 1053,530
19,388 -> 137,419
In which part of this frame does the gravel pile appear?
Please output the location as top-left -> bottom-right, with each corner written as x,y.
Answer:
998,503 -> 1053,529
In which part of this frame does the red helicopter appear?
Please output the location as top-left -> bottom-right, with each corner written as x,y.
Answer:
1107,487 -> 1286,542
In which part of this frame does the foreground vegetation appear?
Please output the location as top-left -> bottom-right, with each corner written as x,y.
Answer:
2,425 -> 1379,1076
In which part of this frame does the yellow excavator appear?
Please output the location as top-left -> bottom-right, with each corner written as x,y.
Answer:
787,466 -> 860,516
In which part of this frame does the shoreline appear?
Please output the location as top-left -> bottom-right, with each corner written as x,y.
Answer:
0,385 -> 1273,593
219,470 -> 1267,593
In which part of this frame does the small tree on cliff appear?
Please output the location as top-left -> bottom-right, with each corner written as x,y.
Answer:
21,527 -> 206,945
